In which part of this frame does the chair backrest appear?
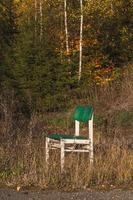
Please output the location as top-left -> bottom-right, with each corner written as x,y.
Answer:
73,105 -> 93,123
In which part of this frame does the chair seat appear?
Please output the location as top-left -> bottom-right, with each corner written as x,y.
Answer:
47,133 -> 87,141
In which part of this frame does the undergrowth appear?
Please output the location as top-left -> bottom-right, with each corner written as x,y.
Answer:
0,134 -> 133,190
0,65 -> 133,190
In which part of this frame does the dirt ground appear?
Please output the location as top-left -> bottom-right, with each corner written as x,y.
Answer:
0,188 -> 133,200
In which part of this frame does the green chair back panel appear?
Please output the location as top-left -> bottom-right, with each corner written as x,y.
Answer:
73,105 -> 93,123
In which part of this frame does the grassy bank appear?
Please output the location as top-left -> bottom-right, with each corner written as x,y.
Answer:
0,66 -> 133,190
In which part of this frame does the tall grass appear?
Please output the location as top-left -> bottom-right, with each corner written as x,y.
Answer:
0,65 -> 133,190
0,133 -> 132,190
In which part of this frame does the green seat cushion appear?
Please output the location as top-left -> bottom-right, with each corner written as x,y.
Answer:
73,105 -> 93,123
48,133 -> 87,140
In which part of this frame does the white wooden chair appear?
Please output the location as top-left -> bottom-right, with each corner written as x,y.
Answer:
45,105 -> 94,172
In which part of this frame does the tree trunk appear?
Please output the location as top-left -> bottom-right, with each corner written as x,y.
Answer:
78,0 -> 83,81
40,0 -> 43,41
64,0 -> 69,56
34,0 -> 37,38
111,1 -> 114,15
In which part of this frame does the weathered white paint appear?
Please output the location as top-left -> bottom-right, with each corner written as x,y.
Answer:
45,137 -> 49,164
89,114 -> 93,164
75,120 -> 80,136
65,149 -> 90,152
61,139 -> 65,173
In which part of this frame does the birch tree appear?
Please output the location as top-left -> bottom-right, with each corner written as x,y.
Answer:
78,0 -> 83,81
110,0 -> 114,15
64,0 -> 69,56
40,0 -> 43,41
34,0 -> 37,38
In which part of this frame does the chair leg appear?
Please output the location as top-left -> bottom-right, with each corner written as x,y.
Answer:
61,140 -> 65,173
90,146 -> 94,166
90,137 -> 94,166
46,137 -> 49,166
89,116 -> 94,166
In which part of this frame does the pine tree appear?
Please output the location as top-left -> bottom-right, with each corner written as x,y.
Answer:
0,0 -> 17,88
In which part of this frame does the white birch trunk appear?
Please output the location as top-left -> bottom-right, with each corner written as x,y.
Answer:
34,0 -> 37,37
78,0 -> 83,81
60,2 -> 63,64
111,1 -> 114,15
40,0 -> 43,41
64,0 -> 69,56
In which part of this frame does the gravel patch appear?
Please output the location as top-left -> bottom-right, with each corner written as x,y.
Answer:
0,188 -> 133,200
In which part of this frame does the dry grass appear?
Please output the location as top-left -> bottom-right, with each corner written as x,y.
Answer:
0,65 -> 133,190
0,133 -> 133,190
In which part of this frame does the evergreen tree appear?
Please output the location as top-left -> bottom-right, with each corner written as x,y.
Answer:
0,0 -> 17,88
0,0 -> 133,112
